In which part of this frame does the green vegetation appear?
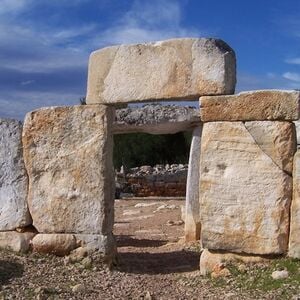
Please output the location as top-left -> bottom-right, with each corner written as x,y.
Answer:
113,132 -> 192,169
212,258 -> 300,298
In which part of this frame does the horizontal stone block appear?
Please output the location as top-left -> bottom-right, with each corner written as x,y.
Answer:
32,234 -> 77,256
200,90 -> 300,121
114,104 -> 201,134
200,121 -> 294,255
22,105 -> 114,234
87,38 -> 236,104
200,249 -> 269,276
0,231 -> 36,253
0,118 -> 31,230
32,233 -> 116,257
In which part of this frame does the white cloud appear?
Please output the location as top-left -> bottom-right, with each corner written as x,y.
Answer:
285,58 -> 300,65
283,72 -> 300,82
92,0 -> 203,46
0,0 -> 31,15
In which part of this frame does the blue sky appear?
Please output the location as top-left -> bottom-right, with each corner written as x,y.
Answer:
1,0 -> 300,119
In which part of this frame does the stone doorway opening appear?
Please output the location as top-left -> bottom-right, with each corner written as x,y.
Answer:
112,103 -> 201,274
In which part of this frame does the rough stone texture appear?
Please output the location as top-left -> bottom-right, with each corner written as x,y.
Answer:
32,234 -> 77,256
200,249 -> 269,276
294,120 -> 300,146
0,118 -> 31,230
75,233 -> 117,256
185,126 -> 202,242
32,233 -> 116,258
0,231 -> 36,253
22,105 -> 115,234
200,121 -> 295,255
120,164 -> 188,197
86,38 -> 236,104
114,104 -> 200,134
289,151 -> 300,258
200,90 -> 300,122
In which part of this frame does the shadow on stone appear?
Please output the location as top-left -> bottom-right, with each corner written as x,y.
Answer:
116,235 -> 168,248
116,250 -> 200,274
0,260 -> 24,286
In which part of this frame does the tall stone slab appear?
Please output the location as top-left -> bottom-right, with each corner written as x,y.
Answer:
22,105 -> 115,235
185,126 -> 202,242
200,121 -> 295,255
0,118 -> 31,230
289,150 -> 300,258
87,38 -> 236,104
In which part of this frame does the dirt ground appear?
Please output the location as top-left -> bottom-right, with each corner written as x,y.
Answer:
0,198 -> 299,299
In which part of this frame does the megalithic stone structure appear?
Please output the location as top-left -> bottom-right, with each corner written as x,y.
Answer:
86,38 -> 236,104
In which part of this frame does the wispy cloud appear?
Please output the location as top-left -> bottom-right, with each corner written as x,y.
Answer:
283,72 -> 300,83
92,0 -> 203,46
0,0 -> 31,15
285,58 -> 300,65
237,71 -> 300,91
0,0 -> 204,119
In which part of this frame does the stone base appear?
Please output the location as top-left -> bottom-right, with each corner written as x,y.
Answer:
0,231 -> 36,253
200,249 -> 270,276
32,233 -> 116,260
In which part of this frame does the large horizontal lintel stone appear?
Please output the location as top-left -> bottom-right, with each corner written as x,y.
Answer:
200,90 -> 300,121
22,105 -> 115,234
86,38 -> 236,105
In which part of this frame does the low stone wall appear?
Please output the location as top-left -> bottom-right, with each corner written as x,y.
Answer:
117,164 -> 188,197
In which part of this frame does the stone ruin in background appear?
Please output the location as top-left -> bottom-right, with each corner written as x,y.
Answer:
1,38 -> 300,274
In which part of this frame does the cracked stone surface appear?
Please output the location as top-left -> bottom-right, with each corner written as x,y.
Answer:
199,121 -> 294,255
289,150 -> 300,258
0,118 -> 31,230
114,104 -> 200,134
22,105 -> 115,235
86,38 -> 236,104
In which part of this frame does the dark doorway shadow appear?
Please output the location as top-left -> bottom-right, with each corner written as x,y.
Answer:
116,250 -> 200,274
116,235 -> 168,248
0,260 -> 24,286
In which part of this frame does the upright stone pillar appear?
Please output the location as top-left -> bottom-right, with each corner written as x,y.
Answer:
0,118 -> 31,230
22,105 -> 115,257
289,150 -> 300,258
185,126 -> 202,242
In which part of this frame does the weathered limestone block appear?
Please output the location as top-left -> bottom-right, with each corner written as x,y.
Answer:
294,120 -> 300,146
200,249 -> 269,276
22,105 -> 115,234
32,233 -> 116,258
185,126 -> 202,242
75,233 -> 117,256
0,118 -> 31,230
32,234 -> 77,256
87,38 -> 236,104
114,104 -> 200,134
0,231 -> 36,253
200,121 -> 295,255
200,90 -> 300,121
289,151 -> 300,258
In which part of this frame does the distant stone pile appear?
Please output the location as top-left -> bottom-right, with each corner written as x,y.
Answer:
116,164 -> 188,197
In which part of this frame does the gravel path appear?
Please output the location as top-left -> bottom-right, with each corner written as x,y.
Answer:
0,199 -> 298,299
